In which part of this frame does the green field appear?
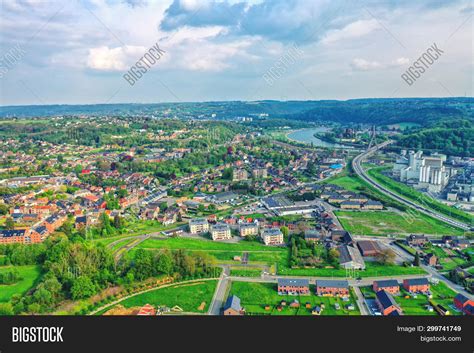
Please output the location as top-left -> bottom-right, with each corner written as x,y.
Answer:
329,175 -> 367,192
335,210 -> 464,236
110,280 -> 218,313
228,281 -> 360,316
0,265 -> 42,303
368,167 -> 473,225
135,237 -> 287,266
134,237 -> 425,278
230,268 -> 262,277
424,246 -> 470,271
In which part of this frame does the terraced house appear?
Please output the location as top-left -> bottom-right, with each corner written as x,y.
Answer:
278,278 -> 310,295
316,280 -> 349,297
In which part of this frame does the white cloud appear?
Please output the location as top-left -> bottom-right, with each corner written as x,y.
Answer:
350,58 -> 383,71
350,57 -> 410,71
322,19 -> 380,44
86,45 -> 146,71
392,57 -> 410,66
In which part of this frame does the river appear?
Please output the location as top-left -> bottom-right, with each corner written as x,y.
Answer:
287,127 -> 353,149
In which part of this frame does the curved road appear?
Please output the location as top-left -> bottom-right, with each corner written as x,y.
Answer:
352,141 -> 471,231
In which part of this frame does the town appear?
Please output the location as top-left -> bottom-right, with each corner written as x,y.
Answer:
0,112 -> 472,317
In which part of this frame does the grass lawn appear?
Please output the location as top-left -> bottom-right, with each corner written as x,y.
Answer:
328,175 -> 367,192
0,265 -> 42,303
113,280 -> 218,313
135,237 -> 287,266
361,282 -> 461,316
394,241 -> 417,256
368,167 -> 473,225
230,268 -> 262,277
135,237 -> 425,278
424,246 -> 470,271
335,210 -> 464,236
228,281 -> 360,316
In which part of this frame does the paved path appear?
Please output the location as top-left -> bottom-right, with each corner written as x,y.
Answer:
353,286 -> 370,315
208,266 -> 230,315
352,140 -> 470,231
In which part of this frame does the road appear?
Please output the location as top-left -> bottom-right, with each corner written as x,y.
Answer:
421,265 -> 473,299
208,265 -> 230,315
352,286 -> 370,315
352,140 -> 471,231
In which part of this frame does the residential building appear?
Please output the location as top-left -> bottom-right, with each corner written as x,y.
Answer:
252,168 -> 267,179
233,169 -> 248,181
340,201 -> 361,209
373,280 -> 400,295
189,218 -> 209,234
403,278 -> 430,293
363,200 -> 383,210
425,253 -> 438,266
261,228 -> 284,245
210,223 -> 232,241
239,223 -> 258,237
316,280 -> 349,297
278,278 -> 310,295
223,295 -> 244,315
453,294 -> 474,316
376,290 -> 402,316
452,238 -> 470,250
304,229 -> 323,242
407,234 -> 429,246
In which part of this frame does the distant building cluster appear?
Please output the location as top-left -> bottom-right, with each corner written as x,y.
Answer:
393,150 -> 453,193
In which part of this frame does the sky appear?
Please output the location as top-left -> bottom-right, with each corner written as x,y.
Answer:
0,0 -> 472,105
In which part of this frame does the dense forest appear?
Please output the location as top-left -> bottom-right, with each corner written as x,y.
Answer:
1,98 -> 472,127
395,119 -> 473,157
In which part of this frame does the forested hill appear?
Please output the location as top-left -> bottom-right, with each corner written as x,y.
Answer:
395,119 -> 473,157
286,98 -> 473,126
1,98 -> 472,127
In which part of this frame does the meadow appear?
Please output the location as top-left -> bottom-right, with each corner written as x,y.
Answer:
0,265 -> 42,303
109,280 -> 218,313
335,210 -> 464,236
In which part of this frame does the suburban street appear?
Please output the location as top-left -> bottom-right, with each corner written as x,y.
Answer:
208,265 -> 230,315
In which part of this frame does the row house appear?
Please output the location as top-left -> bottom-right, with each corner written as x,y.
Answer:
277,278 -> 310,295
373,280 -> 400,295
403,278 -> 430,293
316,280 -> 349,297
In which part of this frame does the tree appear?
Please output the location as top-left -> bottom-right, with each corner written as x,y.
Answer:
375,249 -> 396,265
113,215 -> 122,229
5,217 -> 14,230
156,251 -> 173,275
280,226 -> 289,238
159,202 -> 168,212
413,252 -> 420,266
70,276 -> 96,300
0,303 -> 13,315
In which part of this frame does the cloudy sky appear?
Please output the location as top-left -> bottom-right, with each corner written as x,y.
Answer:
0,0 -> 472,105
